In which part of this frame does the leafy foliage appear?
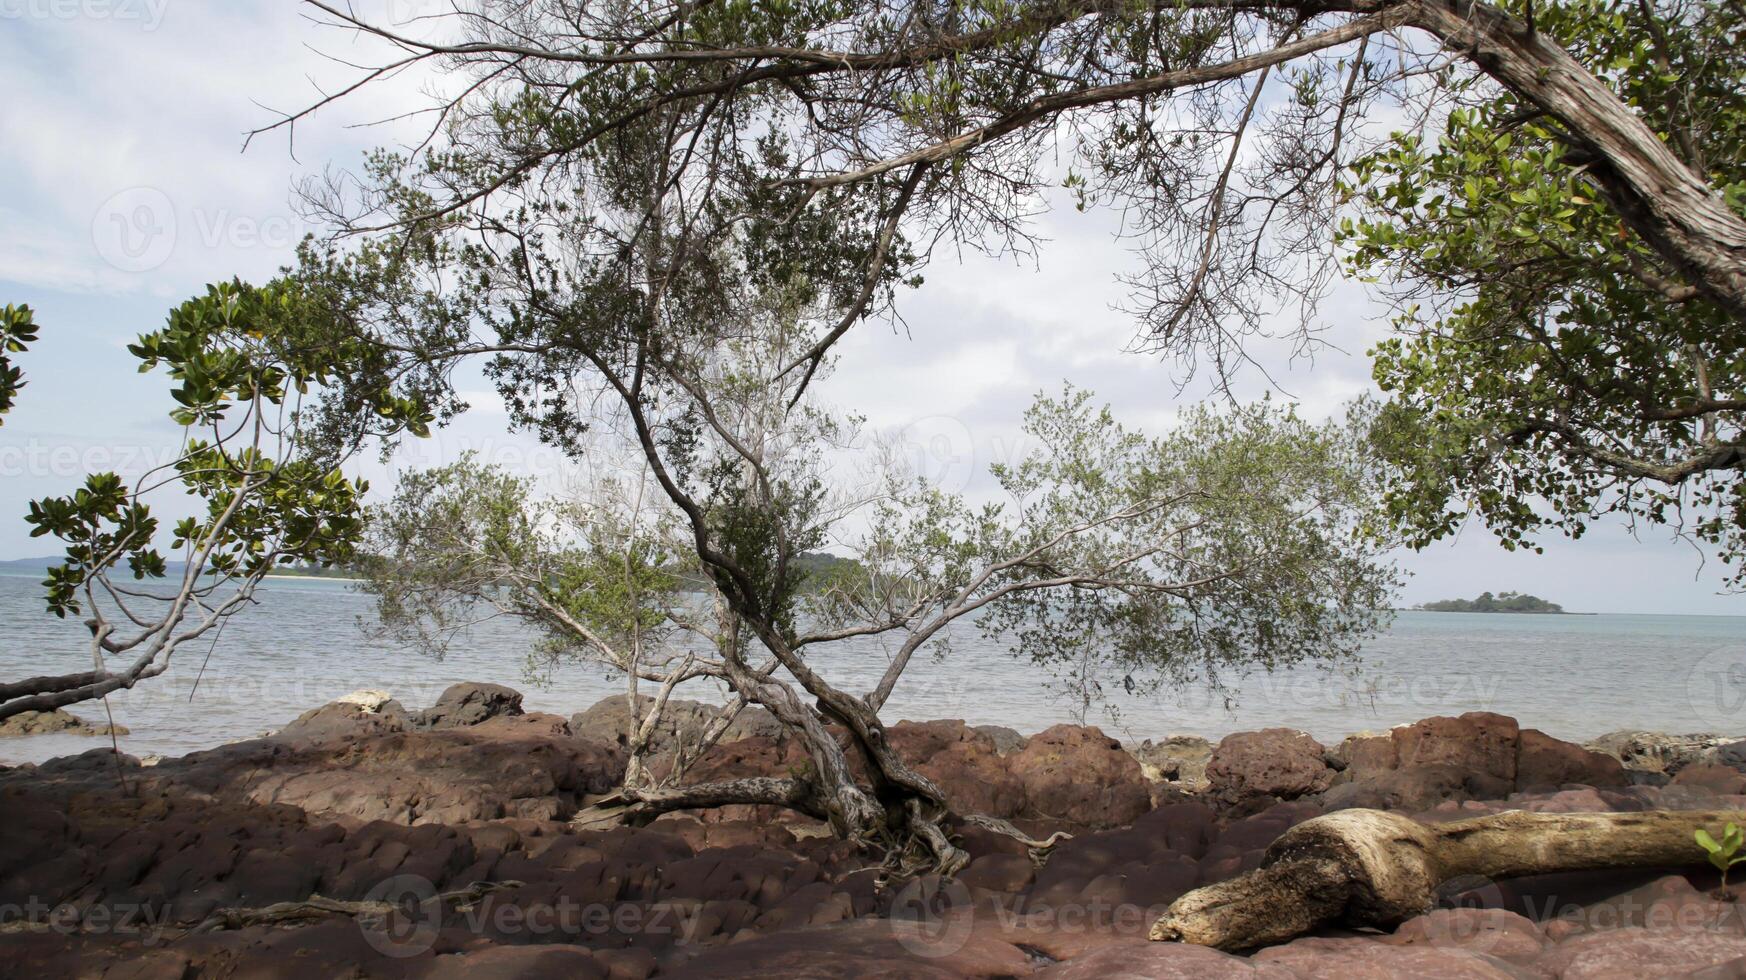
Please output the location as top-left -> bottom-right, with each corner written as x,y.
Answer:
0,303 -> 37,423
975,391 -> 1396,710
1342,0 -> 1746,583
1697,822 -> 1746,889
359,455 -> 689,678
2,276 -> 434,723
25,279 -> 420,617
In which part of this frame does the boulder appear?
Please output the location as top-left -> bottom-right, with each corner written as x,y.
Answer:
425,945 -> 609,979
1329,732 -> 1395,772
1324,714 -> 1623,810
1671,763 -> 1746,796
0,709 -> 128,738
148,708 -> 624,825
333,689 -> 395,711
1009,725 -> 1152,829
1532,927 -> 1746,979
664,734 -> 814,822
1516,729 -> 1627,789
1714,739 -> 1746,772
1253,935 -> 1533,978
887,720 -> 1027,819
278,699 -> 411,743
1032,940 -> 1292,978
417,682 -> 524,729
1584,730 -> 1741,775
1133,735 -> 1214,788
972,724 -> 1027,755
1388,908 -> 1548,960
570,695 -> 782,753
1391,712 -> 1520,784
657,917 -> 1035,979
1205,729 -> 1333,808
1321,764 -> 1493,812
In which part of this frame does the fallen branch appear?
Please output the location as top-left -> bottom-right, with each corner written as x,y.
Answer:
1151,808 -> 1744,950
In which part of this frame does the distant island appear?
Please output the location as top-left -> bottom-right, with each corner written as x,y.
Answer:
1415,591 -> 1567,614
270,563 -> 359,580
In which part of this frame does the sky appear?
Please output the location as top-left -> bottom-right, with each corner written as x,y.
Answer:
0,2 -> 1739,615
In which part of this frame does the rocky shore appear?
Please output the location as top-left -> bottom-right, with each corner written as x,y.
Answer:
3,684 -> 1746,977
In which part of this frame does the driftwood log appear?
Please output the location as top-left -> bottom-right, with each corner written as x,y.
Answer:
1151,808 -> 1743,950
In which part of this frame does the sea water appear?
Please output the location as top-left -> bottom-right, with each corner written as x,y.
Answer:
2,572 -> 1742,765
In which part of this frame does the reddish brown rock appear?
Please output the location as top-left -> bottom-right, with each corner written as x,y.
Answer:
1673,764 -> 1746,796
1391,712 -> 1521,784
425,943 -> 609,979
669,735 -> 813,823
1008,726 -> 1151,829
1330,732 -> 1396,772
1387,908 -> 1548,960
1511,787 -> 1618,813
1516,729 -> 1627,789
959,853 -> 1036,895
416,682 -> 526,729
657,917 -> 1034,978
1032,938 -> 1292,977
277,699 -> 411,743
1325,714 -> 1625,811
1532,927 -> 1746,979
1321,765 -> 1493,812
1206,729 -> 1334,808
1132,802 -> 1219,861
1254,935 -> 1536,978
140,712 -> 625,826
888,720 -> 1028,819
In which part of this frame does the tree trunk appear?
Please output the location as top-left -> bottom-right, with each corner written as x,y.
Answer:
1151,807 -> 1746,951
577,650 -> 975,876
1405,0 -> 1746,323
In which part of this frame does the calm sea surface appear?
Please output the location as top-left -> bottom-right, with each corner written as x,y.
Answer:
2,573 -> 1742,765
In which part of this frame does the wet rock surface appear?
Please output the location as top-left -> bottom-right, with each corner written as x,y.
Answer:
3,693 -> 1744,978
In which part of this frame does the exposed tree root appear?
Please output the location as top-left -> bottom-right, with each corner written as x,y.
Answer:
193,879 -> 522,933
960,813 -> 1073,866
1151,808 -> 1746,951
572,778 -> 1065,879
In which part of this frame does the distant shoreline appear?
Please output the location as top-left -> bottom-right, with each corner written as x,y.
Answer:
1397,607 -> 1598,616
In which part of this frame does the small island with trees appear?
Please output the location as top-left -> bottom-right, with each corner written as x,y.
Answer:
1416,591 -> 1567,614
